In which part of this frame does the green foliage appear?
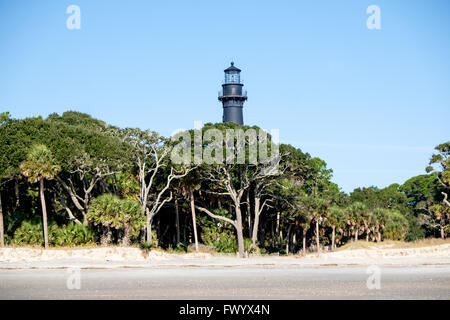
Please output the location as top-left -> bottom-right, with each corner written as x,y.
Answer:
50,222 -> 97,246
115,171 -> 140,200
197,209 -> 255,253
139,228 -> 159,250
401,175 -> 440,206
0,112 -> 129,182
427,141 -> 449,190
175,242 -> 189,253
10,220 -> 44,245
87,194 -> 144,232
0,111 -> 10,124
350,184 -> 409,213
1,112 -> 448,253
166,242 -> 190,253
212,237 -> 238,253
47,111 -> 111,132
197,209 -> 236,252
140,241 -> 153,251
211,237 -> 253,254
383,210 -> 409,241
9,220 -> 96,246
405,222 -> 426,241
198,209 -> 233,242
20,144 -> 60,183
327,206 -> 345,229
4,210 -> 34,238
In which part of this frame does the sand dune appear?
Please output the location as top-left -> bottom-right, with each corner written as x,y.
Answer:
1,242 -> 449,269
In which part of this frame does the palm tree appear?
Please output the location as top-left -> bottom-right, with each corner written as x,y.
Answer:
383,209 -> 409,240
87,194 -> 144,246
294,193 -> 314,254
327,207 -> 345,250
170,181 -> 183,245
299,220 -> 311,254
361,209 -> 372,241
311,198 -> 328,252
348,202 -> 366,241
20,144 -> 60,249
181,172 -> 201,251
371,208 -> 387,242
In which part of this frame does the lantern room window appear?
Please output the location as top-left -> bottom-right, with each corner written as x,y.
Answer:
225,71 -> 240,84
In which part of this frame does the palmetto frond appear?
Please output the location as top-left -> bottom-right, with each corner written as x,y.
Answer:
20,144 -> 60,182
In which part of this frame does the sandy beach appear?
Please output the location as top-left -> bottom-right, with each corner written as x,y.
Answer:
1,241 -> 449,269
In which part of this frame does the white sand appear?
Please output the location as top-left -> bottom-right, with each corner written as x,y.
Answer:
0,243 -> 449,269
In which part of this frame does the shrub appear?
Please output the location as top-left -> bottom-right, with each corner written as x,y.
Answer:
405,220 -> 426,241
210,237 -> 253,254
50,222 -> 97,246
4,210 -> 36,239
212,236 -> 237,253
197,209 -> 257,254
10,220 -> 96,246
175,242 -> 189,253
140,241 -> 153,251
87,194 -> 145,245
139,229 -> 158,251
10,220 -> 44,245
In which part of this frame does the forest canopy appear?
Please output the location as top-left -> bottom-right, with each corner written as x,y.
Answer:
0,111 -> 448,257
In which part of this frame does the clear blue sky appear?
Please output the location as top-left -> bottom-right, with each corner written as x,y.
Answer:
1,0 -> 449,193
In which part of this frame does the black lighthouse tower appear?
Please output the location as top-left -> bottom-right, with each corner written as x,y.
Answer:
219,62 -> 247,125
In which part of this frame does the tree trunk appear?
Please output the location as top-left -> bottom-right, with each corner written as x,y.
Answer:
331,225 -> 336,251
315,219 -> 320,252
293,233 -> 297,253
15,177 -> 20,208
441,224 -> 445,239
377,231 -> 381,242
302,229 -> 307,254
101,226 -> 112,245
355,229 -> 358,241
276,211 -> 280,245
366,233 -> 369,241
122,223 -> 131,246
246,192 -> 252,237
40,179 -> 49,249
286,225 -> 292,254
82,211 -> 88,226
175,198 -> 180,244
0,190 -> 4,247
235,206 -> 245,258
183,215 -> 187,243
156,218 -> 161,246
146,210 -> 153,244
251,196 -> 261,248
189,190 -> 199,251
140,199 -> 148,243
258,224 -> 264,247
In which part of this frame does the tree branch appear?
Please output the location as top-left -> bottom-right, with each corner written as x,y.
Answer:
195,205 -> 237,228
442,191 -> 450,208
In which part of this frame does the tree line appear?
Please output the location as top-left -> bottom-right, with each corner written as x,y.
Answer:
0,111 -> 448,257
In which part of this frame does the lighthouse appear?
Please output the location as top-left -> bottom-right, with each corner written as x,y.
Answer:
218,62 -> 247,125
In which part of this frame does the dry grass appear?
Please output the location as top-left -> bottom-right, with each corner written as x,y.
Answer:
1,244 -> 141,250
337,238 -> 450,251
3,238 -> 450,254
